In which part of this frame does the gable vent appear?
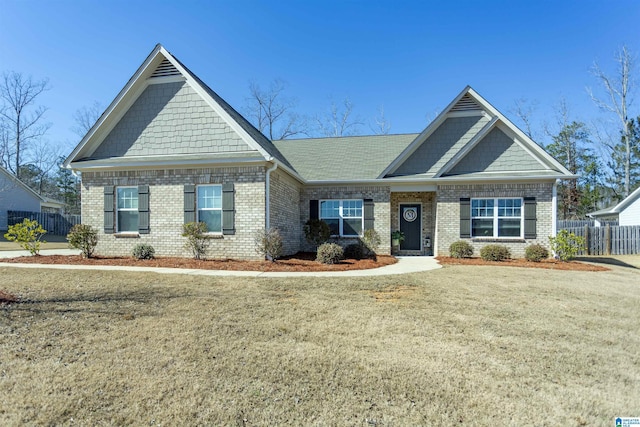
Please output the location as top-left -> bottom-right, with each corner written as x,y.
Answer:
150,59 -> 181,78
451,94 -> 482,112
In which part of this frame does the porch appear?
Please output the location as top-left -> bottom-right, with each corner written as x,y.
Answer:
390,191 -> 436,256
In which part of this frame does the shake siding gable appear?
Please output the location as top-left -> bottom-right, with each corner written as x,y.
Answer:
91,81 -> 255,159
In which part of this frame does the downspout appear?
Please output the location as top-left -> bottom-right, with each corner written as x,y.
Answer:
265,161 -> 278,230
552,180 -> 558,237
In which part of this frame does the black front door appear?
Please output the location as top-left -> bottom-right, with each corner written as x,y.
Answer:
400,204 -> 421,251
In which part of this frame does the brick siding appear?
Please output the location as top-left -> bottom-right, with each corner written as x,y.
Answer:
390,192 -> 436,255
436,182 -> 554,257
82,166 -> 266,260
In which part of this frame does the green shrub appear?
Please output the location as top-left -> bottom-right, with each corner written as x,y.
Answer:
303,219 -> 331,249
254,227 -> 283,261
361,229 -> 381,256
449,240 -> 473,258
316,242 -> 344,264
4,218 -> 47,255
344,243 -> 364,260
132,243 -> 155,260
480,244 -> 511,261
525,244 -> 549,262
549,230 -> 585,261
66,224 -> 98,258
182,222 -> 210,260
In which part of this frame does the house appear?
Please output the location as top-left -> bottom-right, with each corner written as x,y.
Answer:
63,44 -> 575,259
588,186 -> 640,226
0,166 -> 65,231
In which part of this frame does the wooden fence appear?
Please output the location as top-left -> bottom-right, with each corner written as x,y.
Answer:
8,210 -> 81,236
557,219 -> 618,229
563,225 -> 640,255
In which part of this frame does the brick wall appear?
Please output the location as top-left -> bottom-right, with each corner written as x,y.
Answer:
390,192 -> 436,255
82,166 -> 266,260
268,168 -> 301,255
299,185 -> 391,254
436,182 -> 554,258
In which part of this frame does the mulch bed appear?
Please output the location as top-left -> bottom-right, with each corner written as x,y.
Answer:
436,256 -> 610,271
0,252 -> 397,272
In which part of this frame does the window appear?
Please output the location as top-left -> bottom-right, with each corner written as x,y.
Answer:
117,187 -> 139,232
319,199 -> 363,236
471,198 -> 522,238
197,185 -> 222,233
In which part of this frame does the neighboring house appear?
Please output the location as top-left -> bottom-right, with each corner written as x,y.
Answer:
588,186 -> 640,226
63,44 -> 575,259
0,166 -> 65,231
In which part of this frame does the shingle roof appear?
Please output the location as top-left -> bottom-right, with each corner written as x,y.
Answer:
273,134 -> 418,181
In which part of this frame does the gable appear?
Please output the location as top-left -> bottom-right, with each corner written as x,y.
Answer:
444,127 -> 542,175
391,115 -> 490,177
90,81 -> 252,159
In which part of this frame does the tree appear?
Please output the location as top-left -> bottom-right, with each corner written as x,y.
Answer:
72,101 -> 103,137
245,79 -> 306,140
588,45 -> 636,197
510,98 -> 538,140
314,97 -> 362,137
546,120 -> 601,218
55,155 -> 81,214
606,117 -> 640,199
371,104 -> 391,135
0,71 -> 50,179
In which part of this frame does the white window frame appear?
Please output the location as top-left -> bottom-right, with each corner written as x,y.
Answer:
471,197 -> 523,238
197,184 -> 223,234
116,186 -> 139,233
319,199 -> 364,237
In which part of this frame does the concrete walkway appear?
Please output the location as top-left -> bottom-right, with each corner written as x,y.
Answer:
0,251 -> 441,277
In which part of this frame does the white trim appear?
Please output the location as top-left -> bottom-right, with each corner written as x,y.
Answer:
319,199 -> 364,237
470,197 -> 524,239
146,75 -> 186,85
115,186 -> 139,233
552,181 -> 558,237
196,184 -> 223,234
399,202 -> 423,252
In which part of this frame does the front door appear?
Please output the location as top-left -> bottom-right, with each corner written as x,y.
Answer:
399,204 -> 421,251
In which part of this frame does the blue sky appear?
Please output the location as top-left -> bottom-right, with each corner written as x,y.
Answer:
1,0 -> 639,154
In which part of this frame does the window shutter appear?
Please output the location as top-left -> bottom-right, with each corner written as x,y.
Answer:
364,199 -> 374,230
460,198 -> 471,238
138,185 -> 150,234
104,186 -> 114,234
524,197 -> 536,239
184,184 -> 195,224
310,200 -> 319,220
222,183 -> 235,235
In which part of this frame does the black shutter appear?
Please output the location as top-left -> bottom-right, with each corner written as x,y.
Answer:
460,198 -> 471,238
364,199 -> 374,230
138,185 -> 149,234
310,200 -> 319,220
222,183 -> 235,235
184,184 -> 195,223
524,197 -> 537,239
104,186 -> 114,234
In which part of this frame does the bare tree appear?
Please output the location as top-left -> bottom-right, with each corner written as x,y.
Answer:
588,45 -> 636,197
315,97 -> 362,137
510,98 -> 538,140
0,71 -> 50,179
72,101 -> 103,137
245,79 -> 306,140
371,104 -> 391,135
28,139 -> 62,196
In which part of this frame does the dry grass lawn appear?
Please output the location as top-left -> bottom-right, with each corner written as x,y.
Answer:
1,263 -> 639,425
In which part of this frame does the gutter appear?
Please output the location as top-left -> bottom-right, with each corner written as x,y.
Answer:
552,180 -> 558,237
265,161 -> 278,229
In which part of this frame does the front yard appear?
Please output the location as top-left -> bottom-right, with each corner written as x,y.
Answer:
1,263 -> 638,425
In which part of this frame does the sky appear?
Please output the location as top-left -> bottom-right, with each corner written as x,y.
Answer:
1,0 -> 640,157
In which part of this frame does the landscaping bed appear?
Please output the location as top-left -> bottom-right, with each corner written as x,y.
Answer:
436,256 -> 609,271
1,252 -> 397,272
